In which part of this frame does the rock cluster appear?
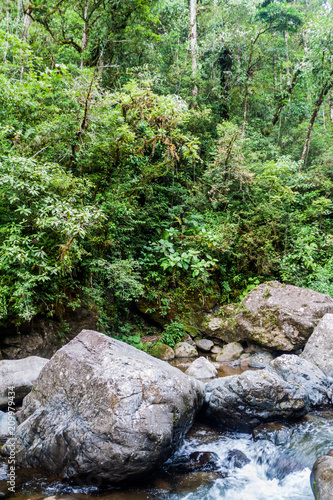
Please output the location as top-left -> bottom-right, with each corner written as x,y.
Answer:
203,354 -> 331,430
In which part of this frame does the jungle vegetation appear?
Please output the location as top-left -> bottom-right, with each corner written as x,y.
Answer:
1,0 -> 333,341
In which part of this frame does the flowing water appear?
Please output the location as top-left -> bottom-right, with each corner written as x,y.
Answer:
1,410 -> 333,500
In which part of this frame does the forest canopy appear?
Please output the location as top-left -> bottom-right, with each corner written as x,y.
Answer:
1,0 -> 333,340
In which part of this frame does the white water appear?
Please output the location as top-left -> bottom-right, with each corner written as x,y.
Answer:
166,411 -> 333,500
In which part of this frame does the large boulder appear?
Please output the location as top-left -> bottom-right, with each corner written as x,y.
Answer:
204,282 -> 333,351
203,354 -> 331,431
0,356 -> 49,409
301,314 -> 333,377
311,449 -> 333,500
6,330 -> 204,483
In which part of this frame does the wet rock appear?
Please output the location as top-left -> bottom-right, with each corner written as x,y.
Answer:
174,471 -> 221,493
185,357 -> 217,379
248,352 -> 274,369
205,282 -> 333,351
269,355 -> 330,407
0,356 -> 49,409
151,477 -> 172,492
252,422 -> 292,445
5,330 -> 204,484
275,457 -> 304,479
311,449 -> 333,500
0,411 -> 17,437
174,342 -> 198,358
226,449 -> 250,469
168,451 -> 220,473
301,313 -> 333,377
188,451 -> 220,471
216,342 -> 244,362
150,343 -> 174,361
195,339 -> 214,352
203,355 -> 331,431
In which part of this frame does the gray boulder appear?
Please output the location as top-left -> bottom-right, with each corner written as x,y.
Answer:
5,330 -> 204,483
204,282 -> 333,351
203,354 -> 331,431
174,342 -> 198,358
0,356 -> 49,409
185,357 -> 218,379
301,313 -> 333,377
216,342 -> 244,362
248,352 -> 274,369
195,339 -> 214,352
311,449 -> 333,500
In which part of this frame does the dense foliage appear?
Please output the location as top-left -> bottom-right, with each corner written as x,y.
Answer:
1,0 -> 333,338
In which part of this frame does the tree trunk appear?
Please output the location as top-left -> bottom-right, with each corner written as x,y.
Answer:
189,0 -> 198,98
241,83 -> 248,139
284,31 -> 290,86
299,81 -> 333,170
4,10 -> 9,62
329,90 -> 333,127
20,6 -> 32,80
80,0 -> 90,69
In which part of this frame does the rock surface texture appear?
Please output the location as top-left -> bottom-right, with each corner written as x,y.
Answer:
185,357 -> 218,379
311,449 -> 333,500
7,330 -> 204,483
0,356 -> 49,409
203,354 -> 331,430
301,313 -> 333,377
204,282 -> 333,351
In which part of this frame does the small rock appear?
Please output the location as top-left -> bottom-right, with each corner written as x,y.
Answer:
211,345 -> 223,354
248,352 -> 274,369
252,422 -> 292,445
216,342 -> 244,362
168,451 -> 220,473
196,339 -> 214,352
174,342 -> 198,358
150,343 -> 175,361
226,449 -> 250,469
185,357 -> 218,379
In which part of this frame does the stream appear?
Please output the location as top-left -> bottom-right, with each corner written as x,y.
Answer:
1,409 -> 333,500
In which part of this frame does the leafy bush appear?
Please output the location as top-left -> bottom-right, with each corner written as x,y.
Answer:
161,321 -> 186,347
0,156 -> 105,324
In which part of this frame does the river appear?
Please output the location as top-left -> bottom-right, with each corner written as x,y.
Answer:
1,409 -> 333,500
